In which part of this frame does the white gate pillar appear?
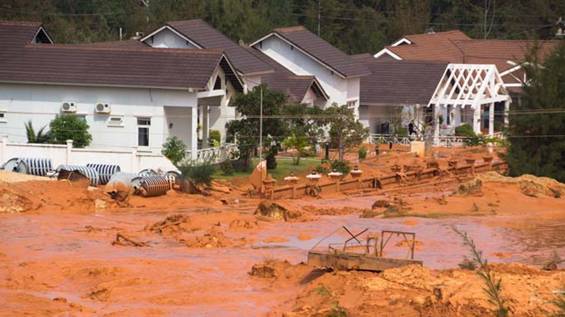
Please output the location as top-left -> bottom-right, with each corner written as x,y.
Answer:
202,105 -> 209,148
191,106 -> 198,161
488,103 -> 495,136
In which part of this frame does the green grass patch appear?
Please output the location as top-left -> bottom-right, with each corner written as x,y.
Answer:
212,156 -> 320,181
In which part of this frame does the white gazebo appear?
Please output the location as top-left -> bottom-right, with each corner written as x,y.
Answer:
428,64 -> 511,144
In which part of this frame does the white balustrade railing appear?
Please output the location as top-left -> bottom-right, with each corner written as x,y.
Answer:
369,134 -> 412,145
186,143 -> 239,164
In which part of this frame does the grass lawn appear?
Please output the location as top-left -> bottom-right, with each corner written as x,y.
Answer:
213,156 -> 320,182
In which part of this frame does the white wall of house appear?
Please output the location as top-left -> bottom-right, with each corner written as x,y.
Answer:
145,28 -> 198,49
255,36 -> 360,108
0,83 -> 198,153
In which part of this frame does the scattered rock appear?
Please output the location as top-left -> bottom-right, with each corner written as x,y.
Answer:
255,200 -> 302,221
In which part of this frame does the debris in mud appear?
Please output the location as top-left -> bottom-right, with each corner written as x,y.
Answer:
87,287 -> 111,301
0,187 -> 35,213
478,172 -> 565,198
181,227 -> 247,248
255,200 -> 303,221
249,263 -> 277,278
111,233 -> 149,247
372,199 -> 391,209
456,179 -> 483,196
360,208 -> 383,218
228,218 -> 259,231
147,214 -> 192,235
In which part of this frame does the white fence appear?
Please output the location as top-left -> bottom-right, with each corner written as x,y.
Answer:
0,137 -> 177,173
186,143 -> 239,164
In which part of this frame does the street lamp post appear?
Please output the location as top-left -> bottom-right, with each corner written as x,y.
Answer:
258,85 -> 263,162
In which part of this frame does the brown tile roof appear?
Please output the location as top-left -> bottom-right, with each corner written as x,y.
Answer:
352,54 -> 447,105
0,36 -> 236,90
166,19 -> 272,76
0,20 -> 44,46
245,47 -> 328,102
385,30 -> 470,62
74,39 -> 149,49
258,26 -> 370,78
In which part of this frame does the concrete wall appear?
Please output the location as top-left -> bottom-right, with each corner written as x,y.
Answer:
0,83 -> 197,152
256,36 -> 360,108
0,137 -> 177,173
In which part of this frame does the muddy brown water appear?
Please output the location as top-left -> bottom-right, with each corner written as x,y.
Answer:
0,211 -> 563,316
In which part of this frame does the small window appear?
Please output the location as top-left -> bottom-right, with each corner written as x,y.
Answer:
214,76 -> 222,90
0,110 -> 6,123
137,117 -> 151,126
137,117 -> 151,147
346,100 -> 357,109
107,115 -> 124,127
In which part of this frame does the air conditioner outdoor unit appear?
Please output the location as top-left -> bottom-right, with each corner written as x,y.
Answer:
61,102 -> 77,113
95,103 -> 111,114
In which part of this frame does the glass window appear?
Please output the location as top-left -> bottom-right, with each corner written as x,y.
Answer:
138,127 -> 149,146
137,117 -> 151,146
0,111 -> 6,122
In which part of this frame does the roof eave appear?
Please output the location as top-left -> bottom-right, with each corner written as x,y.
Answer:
0,79 -> 201,91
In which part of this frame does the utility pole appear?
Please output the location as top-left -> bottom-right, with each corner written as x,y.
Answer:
317,0 -> 321,36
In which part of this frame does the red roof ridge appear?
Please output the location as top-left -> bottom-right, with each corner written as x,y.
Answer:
24,43 -> 225,55
274,26 -> 306,33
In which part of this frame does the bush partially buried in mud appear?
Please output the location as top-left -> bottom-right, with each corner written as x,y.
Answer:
456,179 -> 483,196
255,200 -> 303,221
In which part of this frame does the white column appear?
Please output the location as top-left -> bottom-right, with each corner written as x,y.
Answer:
504,101 -> 510,127
202,105 -> 209,148
130,148 -> 138,173
0,135 -> 7,164
488,103 -> 494,136
473,104 -> 482,134
65,139 -> 73,165
433,104 -> 440,145
191,106 -> 198,161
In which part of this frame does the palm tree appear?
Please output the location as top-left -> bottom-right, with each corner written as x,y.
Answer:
24,120 -> 50,144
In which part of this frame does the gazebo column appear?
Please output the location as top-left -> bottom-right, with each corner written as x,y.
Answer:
504,100 -> 510,127
433,104 -> 440,145
488,103 -> 494,136
473,104 -> 482,134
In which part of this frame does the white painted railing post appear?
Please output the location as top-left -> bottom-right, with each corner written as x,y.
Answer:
0,135 -> 7,164
191,106 -> 198,161
65,140 -> 73,164
131,148 -> 138,173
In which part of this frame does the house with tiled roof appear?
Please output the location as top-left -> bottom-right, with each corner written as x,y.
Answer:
371,29 -> 559,141
250,26 -> 370,117
0,20 -> 244,160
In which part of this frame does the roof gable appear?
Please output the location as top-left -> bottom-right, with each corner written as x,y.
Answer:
251,26 -> 370,78
0,20 -> 52,46
352,54 -> 447,105
143,19 -> 272,76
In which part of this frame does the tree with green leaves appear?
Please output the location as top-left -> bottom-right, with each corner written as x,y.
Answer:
226,85 -> 288,170
506,43 -> 565,182
283,132 -> 309,165
49,115 -> 92,148
324,104 -> 369,161
161,136 -> 187,165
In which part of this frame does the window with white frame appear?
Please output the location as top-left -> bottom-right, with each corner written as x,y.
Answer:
137,117 -> 151,147
107,115 -> 124,127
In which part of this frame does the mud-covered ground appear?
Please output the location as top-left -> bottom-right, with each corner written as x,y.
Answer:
1,148 -> 564,316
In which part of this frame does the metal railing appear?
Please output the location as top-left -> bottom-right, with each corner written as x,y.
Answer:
186,143 -> 239,164
369,134 -> 412,145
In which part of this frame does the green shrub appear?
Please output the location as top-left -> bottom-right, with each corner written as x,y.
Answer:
455,124 -> 475,137
178,160 -> 215,186
209,130 -> 221,147
314,164 -> 330,174
358,146 -> 367,160
330,160 -> 351,174
396,127 -> 408,137
219,160 -> 234,176
161,136 -> 187,165
266,146 -> 278,170
24,120 -> 50,144
49,115 -> 92,148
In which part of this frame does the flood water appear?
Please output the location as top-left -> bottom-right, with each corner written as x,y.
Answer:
1,210 -> 564,316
